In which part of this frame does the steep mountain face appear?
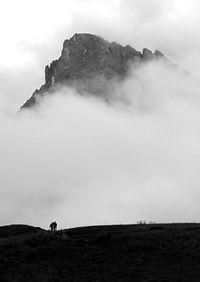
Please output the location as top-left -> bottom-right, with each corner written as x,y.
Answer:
21,33 -> 164,109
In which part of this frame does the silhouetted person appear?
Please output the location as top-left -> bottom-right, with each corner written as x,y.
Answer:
49,221 -> 57,231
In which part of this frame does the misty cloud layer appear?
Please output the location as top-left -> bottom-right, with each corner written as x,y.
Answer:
2,0 -> 200,112
1,0 -> 200,228
1,60 -> 200,228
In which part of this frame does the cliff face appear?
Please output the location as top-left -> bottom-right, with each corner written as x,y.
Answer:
21,33 -> 164,109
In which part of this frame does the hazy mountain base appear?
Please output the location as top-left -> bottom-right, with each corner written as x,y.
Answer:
1,223 -> 200,281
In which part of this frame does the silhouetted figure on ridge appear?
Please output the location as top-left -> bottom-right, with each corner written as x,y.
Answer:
49,221 -> 57,231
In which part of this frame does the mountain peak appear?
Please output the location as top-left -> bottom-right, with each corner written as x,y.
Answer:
21,33 -> 165,109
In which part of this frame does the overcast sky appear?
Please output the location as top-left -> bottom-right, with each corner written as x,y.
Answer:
1,0 -> 200,229
1,0 -> 200,110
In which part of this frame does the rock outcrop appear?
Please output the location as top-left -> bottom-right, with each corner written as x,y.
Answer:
21,33 -> 164,109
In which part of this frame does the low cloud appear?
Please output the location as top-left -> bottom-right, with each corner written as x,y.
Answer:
1,60 -> 200,228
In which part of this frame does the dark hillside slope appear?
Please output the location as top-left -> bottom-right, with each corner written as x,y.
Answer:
1,223 -> 200,281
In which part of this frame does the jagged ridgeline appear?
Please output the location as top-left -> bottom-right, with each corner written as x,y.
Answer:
21,33 -> 164,109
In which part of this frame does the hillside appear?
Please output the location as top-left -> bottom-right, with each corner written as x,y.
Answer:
1,223 -> 200,281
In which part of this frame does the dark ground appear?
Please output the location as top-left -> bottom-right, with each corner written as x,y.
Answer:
1,223 -> 200,281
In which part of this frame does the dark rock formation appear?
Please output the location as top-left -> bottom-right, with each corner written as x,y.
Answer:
21,33 -> 165,109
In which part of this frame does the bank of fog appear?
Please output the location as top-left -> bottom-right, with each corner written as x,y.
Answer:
1,60 -> 200,228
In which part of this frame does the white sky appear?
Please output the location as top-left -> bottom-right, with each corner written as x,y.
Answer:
0,0 -> 199,107
1,0 -> 200,228
1,0 -> 200,68
0,0 -> 200,110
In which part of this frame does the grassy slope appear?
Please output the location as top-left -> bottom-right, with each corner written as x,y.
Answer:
0,223 -> 200,281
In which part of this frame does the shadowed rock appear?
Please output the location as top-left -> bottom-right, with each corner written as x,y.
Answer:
21,33 -> 165,109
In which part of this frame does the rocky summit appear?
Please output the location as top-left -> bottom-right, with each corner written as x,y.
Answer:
21,33 -> 164,109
